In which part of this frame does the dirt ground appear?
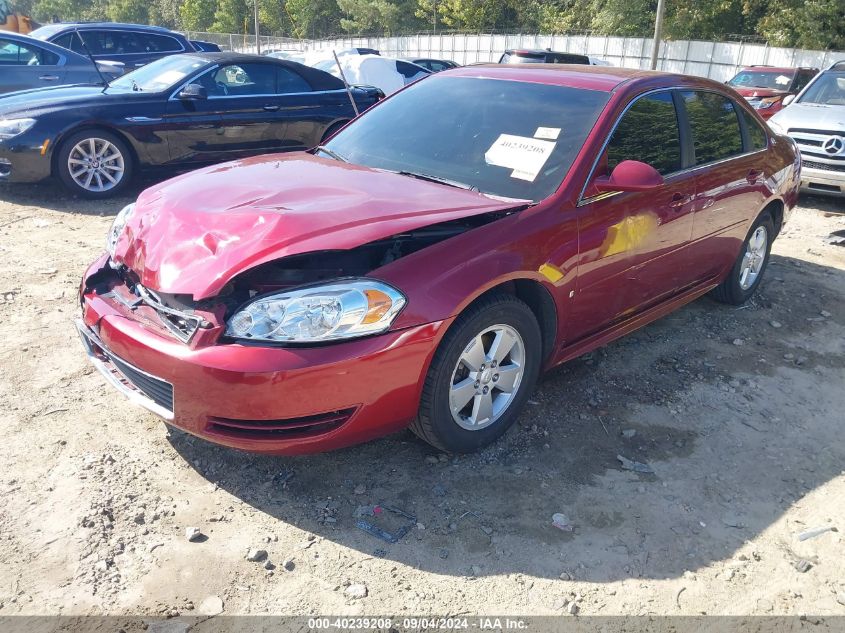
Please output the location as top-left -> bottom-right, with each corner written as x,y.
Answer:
0,179 -> 843,619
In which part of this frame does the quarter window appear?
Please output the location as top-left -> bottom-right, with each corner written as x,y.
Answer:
681,91 -> 743,164
604,92 -> 682,176
739,108 -> 768,151
276,67 -> 310,94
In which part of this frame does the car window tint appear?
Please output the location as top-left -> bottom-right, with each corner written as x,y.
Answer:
681,91 -> 743,164
210,64 -> 276,96
429,61 -> 446,72
604,92 -> 681,176
739,108 -> 768,151
0,39 -> 58,65
53,32 -> 79,52
138,33 -> 183,53
276,67 -> 310,93
792,71 -> 815,92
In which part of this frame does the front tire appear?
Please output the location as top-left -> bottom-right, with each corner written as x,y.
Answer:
411,294 -> 542,453
711,211 -> 774,305
56,130 -> 133,199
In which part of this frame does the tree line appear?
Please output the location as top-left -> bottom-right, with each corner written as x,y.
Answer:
13,0 -> 845,50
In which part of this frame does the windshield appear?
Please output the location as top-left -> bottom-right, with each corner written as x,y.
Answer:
728,70 -> 794,90
28,24 -> 63,40
798,72 -> 845,105
325,76 -> 610,202
108,55 -> 207,92
501,52 -> 545,64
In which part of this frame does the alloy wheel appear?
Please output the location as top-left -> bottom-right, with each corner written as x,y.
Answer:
67,137 -> 125,193
449,324 -> 525,430
738,225 -> 768,290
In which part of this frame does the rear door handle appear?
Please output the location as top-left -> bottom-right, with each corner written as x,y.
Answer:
668,192 -> 692,209
39,75 -> 60,81
747,169 -> 763,183
262,105 -> 280,112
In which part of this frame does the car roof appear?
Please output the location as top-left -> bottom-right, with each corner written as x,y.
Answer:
444,64 -> 704,93
179,52 -> 346,91
738,66 -> 816,73
37,22 -> 180,33
0,29 -> 88,59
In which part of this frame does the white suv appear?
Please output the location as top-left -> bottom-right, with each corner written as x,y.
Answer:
769,60 -> 845,197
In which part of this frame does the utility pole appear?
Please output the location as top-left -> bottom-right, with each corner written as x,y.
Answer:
432,0 -> 437,34
254,0 -> 261,54
649,0 -> 665,70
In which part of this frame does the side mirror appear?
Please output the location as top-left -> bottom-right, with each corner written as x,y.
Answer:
594,160 -> 664,193
177,84 -> 207,100
782,94 -> 796,107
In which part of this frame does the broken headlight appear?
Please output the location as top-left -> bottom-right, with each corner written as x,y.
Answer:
225,279 -> 406,343
106,203 -> 134,258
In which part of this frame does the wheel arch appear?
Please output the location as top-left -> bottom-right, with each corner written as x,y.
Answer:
761,197 -> 785,236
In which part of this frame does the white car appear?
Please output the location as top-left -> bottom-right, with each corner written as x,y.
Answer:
768,60 -> 845,197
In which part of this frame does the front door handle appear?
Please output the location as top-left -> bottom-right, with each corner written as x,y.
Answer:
39,75 -> 60,81
747,169 -> 763,183
262,105 -> 280,112
668,192 -> 692,209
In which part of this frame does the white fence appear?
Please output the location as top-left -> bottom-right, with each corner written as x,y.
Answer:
304,33 -> 845,82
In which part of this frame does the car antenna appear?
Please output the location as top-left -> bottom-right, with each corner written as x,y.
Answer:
74,28 -> 110,91
332,50 -> 360,117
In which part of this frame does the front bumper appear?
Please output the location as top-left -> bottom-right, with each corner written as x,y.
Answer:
799,163 -> 845,197
78,256 -> 449,454
0,133 -> 53,183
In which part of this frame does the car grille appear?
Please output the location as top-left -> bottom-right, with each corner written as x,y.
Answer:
789,129 -> 845,163
803,160 -> 845,173
207,409 -> 355,440
107,352 -> 174,412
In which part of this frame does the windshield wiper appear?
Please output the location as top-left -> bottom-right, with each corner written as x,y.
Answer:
395,170 -> 478,191
314,145 -> 347,162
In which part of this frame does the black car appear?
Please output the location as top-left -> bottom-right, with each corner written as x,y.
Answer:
29,22 -> 214,70
0,53 -> 382,198
404,58 -> 459,73
499,49 -> 591,65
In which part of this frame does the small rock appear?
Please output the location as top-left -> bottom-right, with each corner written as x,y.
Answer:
282,559 -> 295,571
820,310 -> 831,318
470,565 -> 481,576
783,353 -> 795,360
794,559 -> 812,573
263,560 -> 275,570
552,513 -> 573,532
185,527 -> 203,542
732,338 -> 744,346
567,601 -> 579,615
246,548 -> 267,562
439,548 -> 449,559
559,571 -> 572,581
425,456 -> 439,465
198,595 -> 224,616
480,526 -> 493,535
721,513 -> 745,528
432,483 -> 447,497
353,484 -> 366,495
770,321 -> 782,328
836,592 -> 845,607
345,584 -> 368,599
617,454 -> 654,474
621,429 -> 637,438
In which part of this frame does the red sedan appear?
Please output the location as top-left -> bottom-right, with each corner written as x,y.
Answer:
726,66 -> 818,119
78,65 -> 800,454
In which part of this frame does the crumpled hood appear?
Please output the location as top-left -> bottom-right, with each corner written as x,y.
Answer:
113,153 -> 526,299
733,87 -> 788,99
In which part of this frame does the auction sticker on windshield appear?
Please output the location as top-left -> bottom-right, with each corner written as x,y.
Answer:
484,134 -> 556,181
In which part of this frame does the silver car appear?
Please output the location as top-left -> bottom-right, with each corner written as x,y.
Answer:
0,31 -> 122,95
768,60 -> 845,197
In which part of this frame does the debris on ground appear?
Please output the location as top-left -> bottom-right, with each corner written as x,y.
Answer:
185,527 -> 203,542
797,526 -> 838,541
794,559 -> 813,573
617,454 -> 655,474
621,429 -> 637,438
198,595 -> 224,616
355,505 -> 416,544
552,513 -> 574,532
344,584 -> 368,599
246,549 -> 267,562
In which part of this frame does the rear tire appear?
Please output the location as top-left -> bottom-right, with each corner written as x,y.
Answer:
56,129 -> 134,199
711,211 -> 774,305
410,294 -> 542,453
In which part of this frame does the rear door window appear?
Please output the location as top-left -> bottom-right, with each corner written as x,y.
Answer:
137,33 -> 183,53
680,91 -> 743,165
276,67 -> 311,94
604,92 -> 682,175
0,39 -> 59,65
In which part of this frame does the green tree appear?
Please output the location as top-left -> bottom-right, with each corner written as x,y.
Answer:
754,0 -> 845,49
285,0 -> 342,38
180,0 -> 216,31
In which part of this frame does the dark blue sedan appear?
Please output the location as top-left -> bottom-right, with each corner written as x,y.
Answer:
0,53 -> 382,197
28,22 -> 219,70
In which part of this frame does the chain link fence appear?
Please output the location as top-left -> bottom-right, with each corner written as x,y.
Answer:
184,31 -> 307,54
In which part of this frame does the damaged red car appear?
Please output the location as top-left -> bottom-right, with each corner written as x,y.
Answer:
78,65 -> 800,455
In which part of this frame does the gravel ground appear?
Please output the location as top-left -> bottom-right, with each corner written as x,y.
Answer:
0,179 -> 843,618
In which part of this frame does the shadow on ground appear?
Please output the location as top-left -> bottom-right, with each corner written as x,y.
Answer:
164,253 -> 844,582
